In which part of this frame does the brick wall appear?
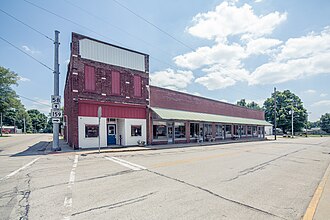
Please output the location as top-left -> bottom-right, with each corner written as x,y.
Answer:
64,33 -> 149,148
150,86 -> 265,120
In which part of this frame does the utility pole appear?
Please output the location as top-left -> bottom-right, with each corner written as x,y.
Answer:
0,112 -> 2,137
52,30 -> 61,151
274,87 -> 277,140
291,100 -> 294,138
23,118 -> 26,134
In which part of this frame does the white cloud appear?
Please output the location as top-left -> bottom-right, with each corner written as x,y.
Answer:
18,76 -> 31,82
173,1 -> 287,90
255,0 -> 263,3
320,93 -> 328,97
245,38 -> 282,55
174,42 -> 246,70
304,89 -> 317,94
187,1 -> 286,42
195,64 -> 250,89
22,45 -> 40,54
150,68 -> 194,90
311,100 -> 330,107
249,27 -> 330,85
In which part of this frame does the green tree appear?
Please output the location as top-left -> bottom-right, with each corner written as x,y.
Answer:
320,113 -> 330,133
246,101 -> 262,110
43,117 -> 53,133
263,90 -> 307,134
27,109 -> 48,133
236,99 -> 247,107
0,66 -> 20,136
237,99 -> 262,110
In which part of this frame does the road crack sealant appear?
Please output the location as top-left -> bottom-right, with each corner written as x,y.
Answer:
71,192 -> 156,216
223,148 -> 307,182
146,169 -> 286,220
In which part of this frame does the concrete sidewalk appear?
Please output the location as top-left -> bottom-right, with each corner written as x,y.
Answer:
312,161 -> 330,220
45,137 -> 267,155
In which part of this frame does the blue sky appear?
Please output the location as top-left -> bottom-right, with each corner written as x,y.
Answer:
1,0 -> 329,121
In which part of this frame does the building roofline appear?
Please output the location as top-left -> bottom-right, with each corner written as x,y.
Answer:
150,85 -> 265,113
72,32 -> 149,57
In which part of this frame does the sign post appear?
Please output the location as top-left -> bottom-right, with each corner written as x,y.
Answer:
98,106 -> 102,154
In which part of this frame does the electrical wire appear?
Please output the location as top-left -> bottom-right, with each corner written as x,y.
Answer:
111,0 -> 195,51
0,8 -> 54,42
0,36 -> 54,72
23,0 -> 125,48
17,94 -> 52,107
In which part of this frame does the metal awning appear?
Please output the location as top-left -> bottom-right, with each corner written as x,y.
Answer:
151,107 -> 272,126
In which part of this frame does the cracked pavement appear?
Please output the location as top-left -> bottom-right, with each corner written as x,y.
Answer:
1,134 -> 330,219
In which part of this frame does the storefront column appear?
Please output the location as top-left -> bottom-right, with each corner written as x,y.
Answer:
185,122 -> 190,143
212,123 -> 216,138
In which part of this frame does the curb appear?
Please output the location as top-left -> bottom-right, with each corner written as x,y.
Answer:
302,161 -> 330,220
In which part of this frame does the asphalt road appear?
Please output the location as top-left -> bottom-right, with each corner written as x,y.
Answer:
1,134 -> 330,219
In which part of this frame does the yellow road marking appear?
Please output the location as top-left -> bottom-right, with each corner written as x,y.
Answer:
302,162 -> 330,220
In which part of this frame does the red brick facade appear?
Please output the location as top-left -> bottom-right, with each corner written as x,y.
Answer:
64,33 -> 149,148
64,33 -> 267,149
150,86 -> 265,120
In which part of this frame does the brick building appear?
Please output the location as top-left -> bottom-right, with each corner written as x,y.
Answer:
64,33 -> 271,149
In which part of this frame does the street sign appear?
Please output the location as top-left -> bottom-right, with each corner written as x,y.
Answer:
52,118 -> 61,123
51,110 -> 63,118
51,95 -> 61,104
98,106 -> 102,119
52,103 -> 60,110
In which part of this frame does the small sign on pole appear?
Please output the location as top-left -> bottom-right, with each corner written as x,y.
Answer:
98,106 -> 102,153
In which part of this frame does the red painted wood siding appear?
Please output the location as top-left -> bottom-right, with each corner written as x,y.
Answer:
84,65 -> 95,91
134,75 -> 142,97
79,101 -> 146,119
112,71 -> 120,95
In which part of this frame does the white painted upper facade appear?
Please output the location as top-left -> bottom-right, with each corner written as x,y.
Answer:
79,38 -> 146,72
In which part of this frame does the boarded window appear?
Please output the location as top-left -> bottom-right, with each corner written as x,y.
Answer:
134,75 -> 142,97
84,65 -> 95,91
112,71 -> 120,95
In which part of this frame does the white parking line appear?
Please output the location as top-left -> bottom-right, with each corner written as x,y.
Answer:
63,155 -> 79,220
105,156 -> 146,171
0,157 -> 40,182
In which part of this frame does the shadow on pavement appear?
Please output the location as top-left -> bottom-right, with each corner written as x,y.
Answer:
11,141 -> 50,157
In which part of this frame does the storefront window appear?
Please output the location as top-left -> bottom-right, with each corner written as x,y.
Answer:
204,124 -> 212,136
175,122 -> 186,139
252,126 -> 257,137
216,124 -> 222,137
85,125 -> 99,138
190,123 -> 199,138
153,121 -> 167,140
241,125 -> 246,136
131,125 -> 142,136
247,126 -> 252,135
225,125 -> 232,138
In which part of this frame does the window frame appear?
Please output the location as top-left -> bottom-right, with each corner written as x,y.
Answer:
131,125 -> 142,137
85,124 -> 99,138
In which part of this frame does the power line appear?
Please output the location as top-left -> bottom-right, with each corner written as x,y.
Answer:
0,35 -> 54,71
17,94 -> 52,107
62,0 -> 173,59
0,8 -> 54,42
24,0 -> 180,71
111,0 -> 195,51
23,0 -> 125,47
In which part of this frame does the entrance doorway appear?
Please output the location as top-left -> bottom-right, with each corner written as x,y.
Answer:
107,124 -> 116,145
167,122 -> 174,144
